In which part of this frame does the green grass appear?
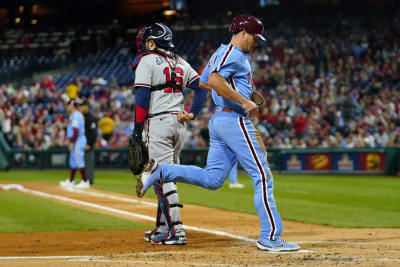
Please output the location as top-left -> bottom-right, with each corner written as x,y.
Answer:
0,190 -> 151,233
1,170 -> 400,228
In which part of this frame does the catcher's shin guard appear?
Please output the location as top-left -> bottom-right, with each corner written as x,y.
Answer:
153,183 -> 169,233
144,200 -> 166,242
153,182 -> 186,244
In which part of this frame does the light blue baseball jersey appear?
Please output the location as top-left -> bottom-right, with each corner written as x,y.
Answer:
67,111 -> 86,143
67,110 -> 87,168
200,44 -> 252,115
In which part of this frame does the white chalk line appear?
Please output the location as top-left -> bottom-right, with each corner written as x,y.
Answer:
5,184 -> 400,264
0,183 -> 156,222
8,183 -> 400,256
0,184 -> 270,245
64,187 -> 259,242
65,186 -> 158,207
63,187 -> 400,249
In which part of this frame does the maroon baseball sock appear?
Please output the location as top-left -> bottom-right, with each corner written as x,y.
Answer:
69,168 -> 77,182
80,168 -> 87,182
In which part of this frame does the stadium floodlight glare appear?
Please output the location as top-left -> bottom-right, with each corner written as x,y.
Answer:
163,10 -> 177,16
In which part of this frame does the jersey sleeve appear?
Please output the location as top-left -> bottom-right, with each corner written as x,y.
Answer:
209,45 -> 238,79
184,62 -> 200,87
134,57 -> 152,88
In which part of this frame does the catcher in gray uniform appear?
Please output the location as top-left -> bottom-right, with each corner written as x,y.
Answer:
130,23 -> 209,245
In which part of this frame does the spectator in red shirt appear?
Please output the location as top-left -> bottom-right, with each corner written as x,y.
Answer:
40,75 -> 56,92
292,111 -> 307,139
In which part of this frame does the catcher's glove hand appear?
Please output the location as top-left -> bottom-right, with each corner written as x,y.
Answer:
128,131 -> 149,175
250,90 -> 265,107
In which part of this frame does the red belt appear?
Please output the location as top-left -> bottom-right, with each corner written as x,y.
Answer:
147,111 -> 179,118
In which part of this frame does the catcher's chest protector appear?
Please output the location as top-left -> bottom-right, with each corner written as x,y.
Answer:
133,52 -> 199,115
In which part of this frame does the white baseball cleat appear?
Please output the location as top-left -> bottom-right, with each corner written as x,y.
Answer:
136,159 -> 158,198
74,180 -> 90,189
59,179 -> 75,188
229,182 -> 245,188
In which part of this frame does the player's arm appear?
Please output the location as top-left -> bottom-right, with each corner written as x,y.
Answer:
178,78 -> 208,122
199,80 -> 212,91
208,72 -> 258,117
131,57 -> 152,141
133,86 -> 150,141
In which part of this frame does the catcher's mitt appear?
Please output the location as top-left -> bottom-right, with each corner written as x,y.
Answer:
250,90 -> 265,107
128,136 -> 149,175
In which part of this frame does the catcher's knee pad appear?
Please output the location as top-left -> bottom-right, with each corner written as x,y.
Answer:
157,182 -> 184,232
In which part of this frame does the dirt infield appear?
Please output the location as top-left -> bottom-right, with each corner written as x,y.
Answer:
1,182 -> 400,266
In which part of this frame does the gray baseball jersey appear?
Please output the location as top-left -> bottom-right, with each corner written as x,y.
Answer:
134,53 -> 199,115
134,52 -> 199,235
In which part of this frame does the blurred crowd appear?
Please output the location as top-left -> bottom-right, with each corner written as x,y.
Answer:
1,13 -> 400,151
0,75 -> 136,151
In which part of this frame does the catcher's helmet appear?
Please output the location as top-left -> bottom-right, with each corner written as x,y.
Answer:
136,23 -> 175,53
229,14 -> 266,41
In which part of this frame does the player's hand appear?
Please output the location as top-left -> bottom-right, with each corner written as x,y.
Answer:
68,143 -> 74,151
177,111 -> 194,123
242,100 -> 259,117
85,145 -> 91,150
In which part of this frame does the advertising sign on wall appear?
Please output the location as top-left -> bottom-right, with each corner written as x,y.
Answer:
281,151 -> 386,174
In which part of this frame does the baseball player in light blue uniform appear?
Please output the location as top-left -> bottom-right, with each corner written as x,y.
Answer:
136,14 -> 299,252
60,98 -> 89,189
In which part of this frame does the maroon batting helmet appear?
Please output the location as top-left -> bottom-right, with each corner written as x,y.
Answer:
229,14 -> 266,41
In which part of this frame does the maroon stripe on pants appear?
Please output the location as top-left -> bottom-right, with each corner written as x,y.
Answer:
239,117 -> 276,240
